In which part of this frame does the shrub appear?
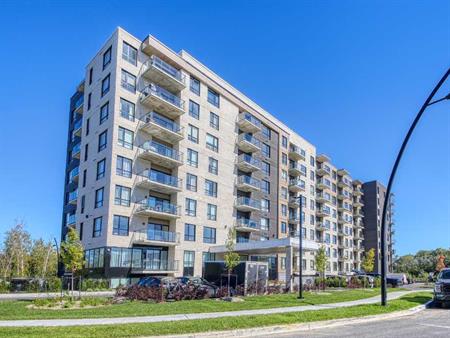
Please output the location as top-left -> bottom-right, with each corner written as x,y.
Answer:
81,279 -> 110,291
47,277 -> 62,292
373,276 -> 381,288
117,285 -> 166,302
347,276 -> 362,288
80,297 -> 109,307
0,280 -> 9,293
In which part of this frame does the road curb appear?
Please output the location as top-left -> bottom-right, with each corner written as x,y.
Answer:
159,300 -> 432,338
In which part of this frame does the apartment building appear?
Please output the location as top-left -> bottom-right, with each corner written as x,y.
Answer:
61,27 -> 385,287
362,181 -> 395,273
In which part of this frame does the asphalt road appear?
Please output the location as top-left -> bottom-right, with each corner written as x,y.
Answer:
258,304 -> 450,338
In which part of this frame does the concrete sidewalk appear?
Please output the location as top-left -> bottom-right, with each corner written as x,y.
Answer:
0,291 -> 115,301
0,291 -> 414,327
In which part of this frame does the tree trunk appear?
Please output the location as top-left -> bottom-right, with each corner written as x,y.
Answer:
71,274 -> 74,300
227,270 -> 231,298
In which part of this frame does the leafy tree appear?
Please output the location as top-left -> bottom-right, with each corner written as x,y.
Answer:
60,227 -> 84,299
224,227 -> 240,297
394,248 -> 450,277
28,239 -> 57,278
362,248 -> 375,273
2,223 -> 32,278
315,246 -> 327,291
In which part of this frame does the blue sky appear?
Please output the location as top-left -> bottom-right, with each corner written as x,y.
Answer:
0,0 -> 448,256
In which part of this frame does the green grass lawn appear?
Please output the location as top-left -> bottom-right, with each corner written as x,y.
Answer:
0,288 -> 397,320
0,292 -> 431,338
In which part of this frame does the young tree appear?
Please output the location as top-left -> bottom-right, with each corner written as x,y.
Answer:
28,239 -> 57,278
362,248 -> 375,288
60,227 -> 84,299
224,227 -> 240,297
435,255 -> 446,273
315,246 -> 327,291
2,223 -> 32,278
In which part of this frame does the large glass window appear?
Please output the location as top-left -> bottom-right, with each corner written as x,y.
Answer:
122,41 -> 137,65
95,188 -> 104,208
113,215 -> 129,236
120,98 -> 135,121
114,185 -> 131,207
208,157 -> 218,175
205,179 -> 218,197
118,127 -> 134,149
187,149 -> 198,167
96,159 -> 106,180
207,88 -> 220,107
203,227 -> 216,244
261,180 -> 270,194
116,156 -> 132,178
185,198 -> 197,216
209,112 -> 219,130
103,47 -> 111,69
206,134 -> 219,152
84,248 -> 104,268
189,100 -> 200,119
261,143 -> 271,158
100,102 -> 109,124
261,161 -> 270,176
186,173 -> 197,192
184,223 -> 196,241
101,74 -> 110,96
98,130 -> 107,152
121,70 -> 136,93
93,217 -> 102,237
183,251 -> 195,276
190,76 -> 200,95
187,124 -> 199,143
207,204 -> 217,221
261,199 -> 270,212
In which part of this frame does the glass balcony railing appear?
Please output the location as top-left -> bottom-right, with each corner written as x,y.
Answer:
139,169 -> 182,189
238,133 -> 261,148
72,143 -> 81,156
141,141 -> 183,162
238,154 -> 261,168
236,218 -> 259,230
290,145 -> 306,157
73,119 -> 82,131
66,214 -> 76,226
236,197 -> 261,209
68,189 -> 78,202
317,178 -> 331,188
69,166 -> 79,182
146,229 -> 177,242
141,83 -> 185,110
142,111 -> 183,134
237,175 -> 260,188
137,197 -> 179,216
289,178 -> 306,189
138,259 -> 178,271
73,96 -> 83,112
239,112 -> 261,128
146,55 -> 185,83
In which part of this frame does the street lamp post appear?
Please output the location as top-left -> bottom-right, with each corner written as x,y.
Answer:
380,67 -> 450,306
298,194 -> 303,299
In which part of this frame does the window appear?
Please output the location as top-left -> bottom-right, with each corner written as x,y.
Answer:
87,93 -> 91,110
95,188 -> 104,208
206,133 -> 219,152
113,215 -> 129,236
103,46 -> 111,69
82,169 -> 87,188
282,136 -> 288,148
122,41 -> 137,65
190,76 -> 200,95
209,112 -> 219,130
261,125 -> 271,139
98,130 -> 107,151
260,218 -> 269,231
184,224 -> 196,241
186,173 -> 197,191
261,161 -> 270,176
207,204 -> 217,221
282,170 -> 288,181
203,252 -> 216,265
120,98 -> 135,121
208,157 -> 218,175
84,143 -> 89,161
114,185 -> 131,207
93,217 -> 102,237
205,179 -> 218,197
88,67 -> 93,85
86,118 -> 90,136
281,221 -> 287,233
261,180 -> 270,194
121,70 -> 136,93
185,198 -> 197,216
118,127 -> 134,149
281,187 -> 288,199
282,153 -> 288,165
116,156 -> 132,178
187,149 -> 198,167
281,204 -> 287,216
100,102 -> 109,124
101,74 -> 110,96
261,199 -> 270,212
207,88 -> 220,107
80,195 -> 85,214
79,222 -> 84,240
310,156 -> 315,166
96,159 -> 106,180
187,124 -> 199,143
183,251 -> 195,276
189,100 -> 200,119
261,143 -> 270,158
203,227 -> 216,244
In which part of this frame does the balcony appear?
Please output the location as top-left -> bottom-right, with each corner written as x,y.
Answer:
353,198 -> 364,207
141,55 -> 186,92
138,141 -> 183,168
68,189 -> 78,204
66,214 -> 76,226
237,112 -> 261,133
289,197 -> 300,207
132,228 -> 179,246
135,169 -> 182,194
237,154 -> 261,172
316,164 -> 331,176
140,83 -> 185,119
139,112 -> 183,143
354,232 -> 364,240
288,162 -> 302,176
316,223 -> 328,231
338,216 -> 351,225
69,166 -> 79,183
289,145 -> 305,161
289,178 -> 305,192
236,197 -> 261,212
135,198 -> 180,220
316,178 -> 331,190
353,187 -> 363,196
337,190 -> 352,201
316,192 -> 332,204
353,221 -> 364,229
73,119 -> 82,137
316,207 -> 331,217
338,204 -> 352,212
131,259 -> 179,274
237,133 -> 260,153
73,96 -> 83,114
236,218 -> 260,232
72,143 -> 81,159
236,175 -> 260,192
338,178 -> 352,189
354,210 -> 364,218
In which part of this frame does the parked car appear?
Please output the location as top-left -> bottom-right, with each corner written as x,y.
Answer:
137,277 -> 178,291
434,268 -> 450,307
386,274 -> 404,287
176,276 -> 219,297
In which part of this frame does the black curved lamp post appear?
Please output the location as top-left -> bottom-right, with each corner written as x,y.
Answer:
381,67 -> 450,306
